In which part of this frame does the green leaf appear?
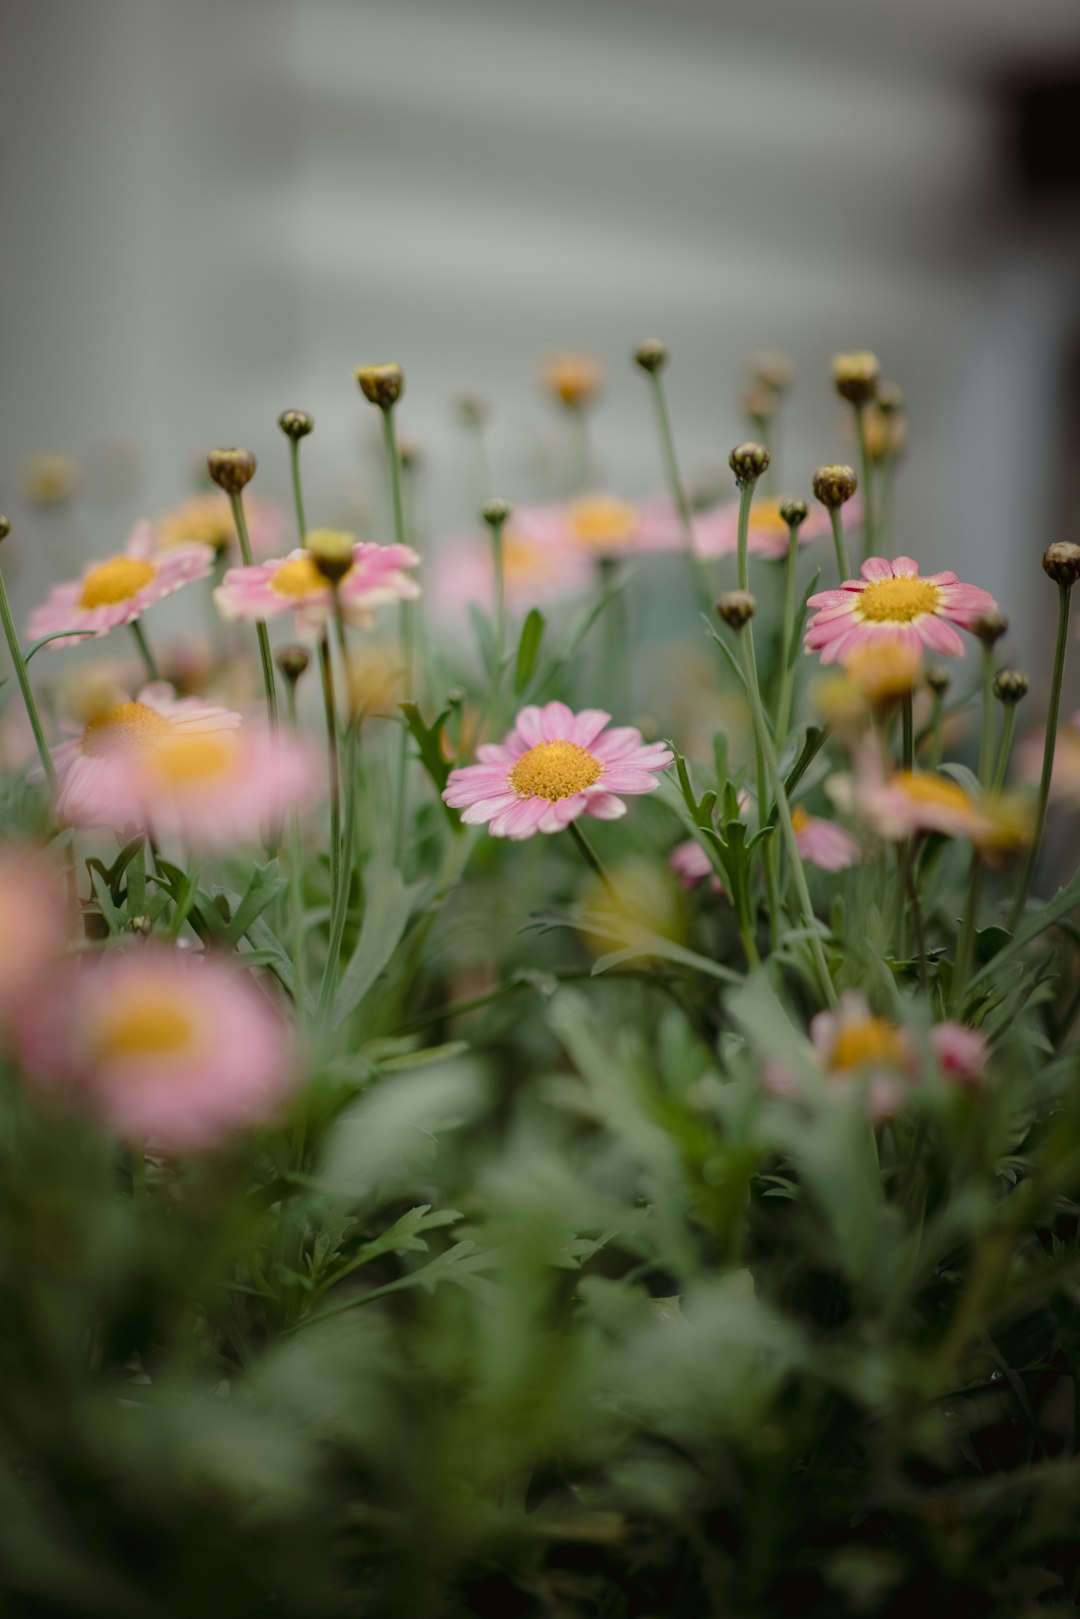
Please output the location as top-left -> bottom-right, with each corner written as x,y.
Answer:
223,859 -> 288,948
332,861 -> 425,1029
513,607 -> 546,693
969,863 -> 1080,992
787,569 -> 822,672
23,628 -> 98,662
701,615 -> 748,695
401,702 -> 457,827
314,1204 -> 464,1297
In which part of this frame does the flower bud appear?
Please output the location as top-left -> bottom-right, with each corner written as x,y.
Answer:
0,516 -> 10,541
779,498 -> 808,530
1043,542 -> 1080,587
876,380 -> 904,415
742,384 -> 777,426
832,351 -> 881,406
398,436 -> 422,471
716,590 -> 756,629
812,464 -> 858,509
276,645 -> 311,683
728,442 -> 770,487
993,669 -> 1029,706
972,608 -> 1008,647
633,339 -> 667,375
278,409 -> 313,441
541,352 -> 603,408
925,666 -> 951,697
129,915 -> 153,937
306,528 -> 355,585
481,498 -> 511,529
355,363 -> 405,409
207,448 -> 256,494
750,349 -> 795,394
863,405 -> 908,464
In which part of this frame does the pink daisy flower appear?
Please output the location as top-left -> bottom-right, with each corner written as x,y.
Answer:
431,529 -> 594,624
692,494 -> 864,562
0,848 -> 69,1027
509,493 -> 684,559
804,555 -> 996,666
16,947 -> 294,1150
930,1021 -> 988,1087
47,682 -> 241,833
214,536 -> 420,637
153,492 -> 288,558
670,839 -> 725,893
443,701 -> 673,839
132,722 -> 319,849
27,523 -> 212,650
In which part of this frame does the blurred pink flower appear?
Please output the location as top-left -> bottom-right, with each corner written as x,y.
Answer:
431,530 -> 593,621
27,524 -> 212,651
133,722 -> 319,849
153,492 -> 288,558
692,494 -> 863,562
17,947 -> 294,1150
0,848 -> 69,1026
509,492 -> 684,559
214,540 -> 419,638
789,805 -> 862,871
930,1021 -> 988,1086
805,556 -> 996,666
808,991 -> 915,1123
444,700 -> 672,839
669,839 -> 724,893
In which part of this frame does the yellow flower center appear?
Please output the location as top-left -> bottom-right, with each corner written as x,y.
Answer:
271,554 -> 341,598
509,739 -> 602,801
156,496 -> 234,552
94,993 -> 196,1061
502,536 -> 555,583
831,1016 -> 907,1071
891,771 -> 972,813
568,496 -> 640,549
81,701 -> 172,756
146,732 -> 236,786
790,805 -> 810,833
78,556 -> 157,609
856,576 -> 940,624
748,499 -> 790,535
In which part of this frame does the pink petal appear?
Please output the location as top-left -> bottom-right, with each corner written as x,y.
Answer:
584,793 -> 628,821
916,615 -> 964,656
570,709 -> 612,747
891,556 -> 918,577
860,557 -> 895,582
540,700 -> 576,740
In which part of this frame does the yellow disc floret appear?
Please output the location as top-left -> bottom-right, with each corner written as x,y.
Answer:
147,732 -> 236,786
81,701 -> 172,756
748,499 -> 791,535
891,771 -> 973,814
78,557 -> 156,609
156,495 -> 234,552
568,496 -> 640,549
856,577 -> 940,624
94,993 -> 196,1060
271,554 -> 337,598
831,1016 -> 908,1072
509,739 -> 602,802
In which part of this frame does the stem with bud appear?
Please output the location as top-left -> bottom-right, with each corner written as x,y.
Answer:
227,491 -> 278,730
0,553 -> 56,791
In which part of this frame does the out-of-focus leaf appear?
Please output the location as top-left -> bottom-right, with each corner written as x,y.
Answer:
332,861 -> 425,1029
513,607 -> 546,693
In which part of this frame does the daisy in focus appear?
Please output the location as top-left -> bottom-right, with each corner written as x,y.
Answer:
693,494 -> 863,562
214,532 -> 420,637
27,524 -> 212,650
509,494 -> 684,560
16,948 -> 294,1150
804,556 -> 996,666
153,492 -> 287,557
444,701 -> 673,839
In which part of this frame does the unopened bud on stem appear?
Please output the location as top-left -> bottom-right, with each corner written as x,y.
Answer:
779,498 -> 808,530
276,645 -> 311,684
633,339 -> 667,375
728,441 -> 770,488
716,590 -> 756,629
481,498 -> 511,529
993,669 -> 1029,706
832,351 -> 881,406
306,528 -> 355,585
207,448 -> 256,494
355,364 -> 405,410
972,608 -> 1008,648
1043,542 -> 1080,587
0,517 -> 9,542
812,464 -> 858,509
925,666 -> 951,698
278,409 -> 313,441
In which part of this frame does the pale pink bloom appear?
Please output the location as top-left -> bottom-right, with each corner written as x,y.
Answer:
444,701 -> 672,839
790,805 -> 862,871
0,848 -> 69,1027
132,722 -> 319,849
153,492 -> 288,558
16,947 -> 294,1150
509,492 -> 685,559
27,523 -> 212,650
692,494 -> 864,562
804,555 -> 996,666
214,542 -> 420,637
431,529 -> 594,621
669,839 -> 725,893
47,683 -> 241,833
930,1021 -> 988,1086
827,738 -> 990,844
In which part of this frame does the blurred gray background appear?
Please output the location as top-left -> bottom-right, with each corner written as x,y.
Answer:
3,0 -> 1080,658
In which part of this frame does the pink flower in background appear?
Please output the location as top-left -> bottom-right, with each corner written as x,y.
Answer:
27,524 -> 212,650
0,849 -> 69,1026
808,991 -> 915,1123
153,492 -> 288,558
509,493 -> 684,559
444,701 -> 673,839
930,1022 -> 988,1086
48,682 -> 240,832
669,839 -> 724,893
17,948 -> 294,1150
214,538 -> 420,637
692,494 -> 864,562
431,530 -> 594,621
804,556 -> 996,666
133,723 -> 319,849
790,805 -> 862,871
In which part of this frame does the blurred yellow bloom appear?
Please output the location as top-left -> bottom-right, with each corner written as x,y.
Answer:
845,640 -> 922,706
540,351 -> 604,410
22,454 -> 79,505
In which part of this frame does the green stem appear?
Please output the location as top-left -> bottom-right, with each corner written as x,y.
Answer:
774,523 -> 801,745
977,647 -> 996,791
284,681 -> 308,1028
227,491 -> 278,730
489,512 -> 507,673
901,693 -> 914,772
735,478 -> 757,595
929,694 -> 945,768
953,856 -> 983,1012
1010,580 -> 1071,929
828,507 -> 851,585
854,405 -> 874,563
130,619 -> 159,683
743,625 -> 780,948
739,624 -> 836,1006
288,439 -> 308,542
992,706 -> 1017,795
567,819 -> 618,902
0,561 -> 55,789
168,860 -> 199,940
317,717 -> 359,1026
644,370 -> 712,611
381,406 -> 413,869
318,635 -> 342,934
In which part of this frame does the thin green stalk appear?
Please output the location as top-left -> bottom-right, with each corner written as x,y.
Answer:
735,479 -> 757,594
992,705 -> 1017,795
130,619 -> 159,683
774,523 -> 801,745
318,635 -> 342,924
567,819 -> 618,903
953,856 -> 983,1012
381,406 -> 413,868
317,717 -> 359,1025
828,508 -> 851,585
739,623 -> 836,1006
977,647 -> 996,790
644,370 -> 711,611
929,694 -> 945,768
901,693 -> 914,772
1011,580 -> 1072,929
854,405 -> 874,563
0,560 -> 55,789
288,439 -> 308,542
168,860 -> 199,941
227,491 -> 278,730
743,624 -> 780,948
283,684 -> 309,1033
489,511 -> 507,673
